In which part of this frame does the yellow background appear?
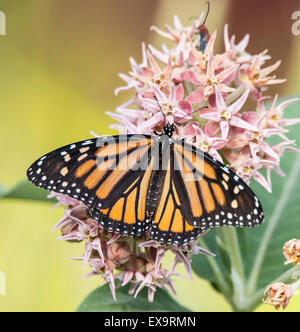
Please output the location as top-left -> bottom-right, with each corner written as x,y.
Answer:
0,0 -> 299,312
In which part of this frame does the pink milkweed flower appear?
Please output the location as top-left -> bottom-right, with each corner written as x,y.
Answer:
232,111 -> 283,163
139,82 -> 193,127
148,32 -> 189,68
150,13 -> 206,43
266,140 -> 300,179
184,55 -> 237,98
140,238 -> 214,281
199,86 -> 256,139
224,147 -> 274,192
182,121 -> 227,162
115,43 -> 149,95
283,239 -> 300,266
239,52 -> 286,99
130,50 -> 172,90
258,95 -> 300,131
264,282 -> 293,310
50,192 -> 213,302
224,24 -> 251,64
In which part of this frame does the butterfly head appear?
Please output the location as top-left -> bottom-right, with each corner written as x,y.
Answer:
162,123 -> 175,138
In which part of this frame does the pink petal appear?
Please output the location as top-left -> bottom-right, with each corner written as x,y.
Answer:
230,116 -> 257,131
187,87 -> 204,104
188,50 -> 197,65
242,111 -> 260,125
175,83 -> 184,101
281,118 -> 300,127
205,30 -> 217,55
121,271 -> 134,286
169,83 -> 177,105
228,89 -> 250,114
151,83 -> 168,104
203,120 -> 220,136
220,121 -> 229,139
199,111 -> 221,121
147,50 -> 161,74
178,100 -> 193,114
215,86 -> 226,111
183,122 -> 201,136
182,69 -> 202,85
253,171 -> 272,193
224,24 -> 231,51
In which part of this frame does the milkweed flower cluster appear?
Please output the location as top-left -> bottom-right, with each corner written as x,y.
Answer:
283,239 -> 300,266
264,239 -> 300,310
108,15 -> 300,192
50,192 -> 213,302
50,13 -> 300,302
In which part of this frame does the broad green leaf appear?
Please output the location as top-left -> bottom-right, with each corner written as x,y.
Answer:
0,180 -> 52,202
77,284 -> 190,312
192,97 -> 300,309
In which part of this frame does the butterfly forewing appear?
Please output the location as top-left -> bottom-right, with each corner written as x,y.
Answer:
27,135 -> 156,237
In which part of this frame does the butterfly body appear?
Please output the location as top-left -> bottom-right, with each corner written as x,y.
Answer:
27,123 -> 264,246
198,25 -> 210,53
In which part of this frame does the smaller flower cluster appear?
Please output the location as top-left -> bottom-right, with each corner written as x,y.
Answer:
108,15 -> 300,192
264,239 -> 300,310
49,193 -> 213,301
283,238 -> 300,266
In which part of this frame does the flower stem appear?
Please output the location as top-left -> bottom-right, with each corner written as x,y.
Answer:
197,237 -> 231,296
217,227 -> 245,279
246,152 -> 300,296
216,227 -> 246,309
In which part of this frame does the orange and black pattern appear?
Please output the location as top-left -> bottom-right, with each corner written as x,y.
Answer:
27,132 -> 264,246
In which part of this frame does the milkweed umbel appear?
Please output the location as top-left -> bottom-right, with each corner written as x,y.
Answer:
27,122 -> 264,246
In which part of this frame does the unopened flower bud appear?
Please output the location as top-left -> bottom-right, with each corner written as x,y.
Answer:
61,222 -> 81,243
70,205 -> 90,220
107,241 -> 131,265
123,256 -> 148,273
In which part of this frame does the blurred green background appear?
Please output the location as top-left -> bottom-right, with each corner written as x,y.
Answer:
0,0 -> 300,312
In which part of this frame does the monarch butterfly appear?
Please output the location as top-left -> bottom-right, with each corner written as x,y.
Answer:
27,122 -> 264,246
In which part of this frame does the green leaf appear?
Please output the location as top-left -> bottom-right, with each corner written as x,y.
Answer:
192,97 -> 300,310
0,180 -> 52,202
77,284 -> 191,312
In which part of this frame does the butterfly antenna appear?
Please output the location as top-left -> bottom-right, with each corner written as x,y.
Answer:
188,1 -> 210,25
203,1 -> 210,26
174,105 -> 209,124
154,95 -> 167,122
